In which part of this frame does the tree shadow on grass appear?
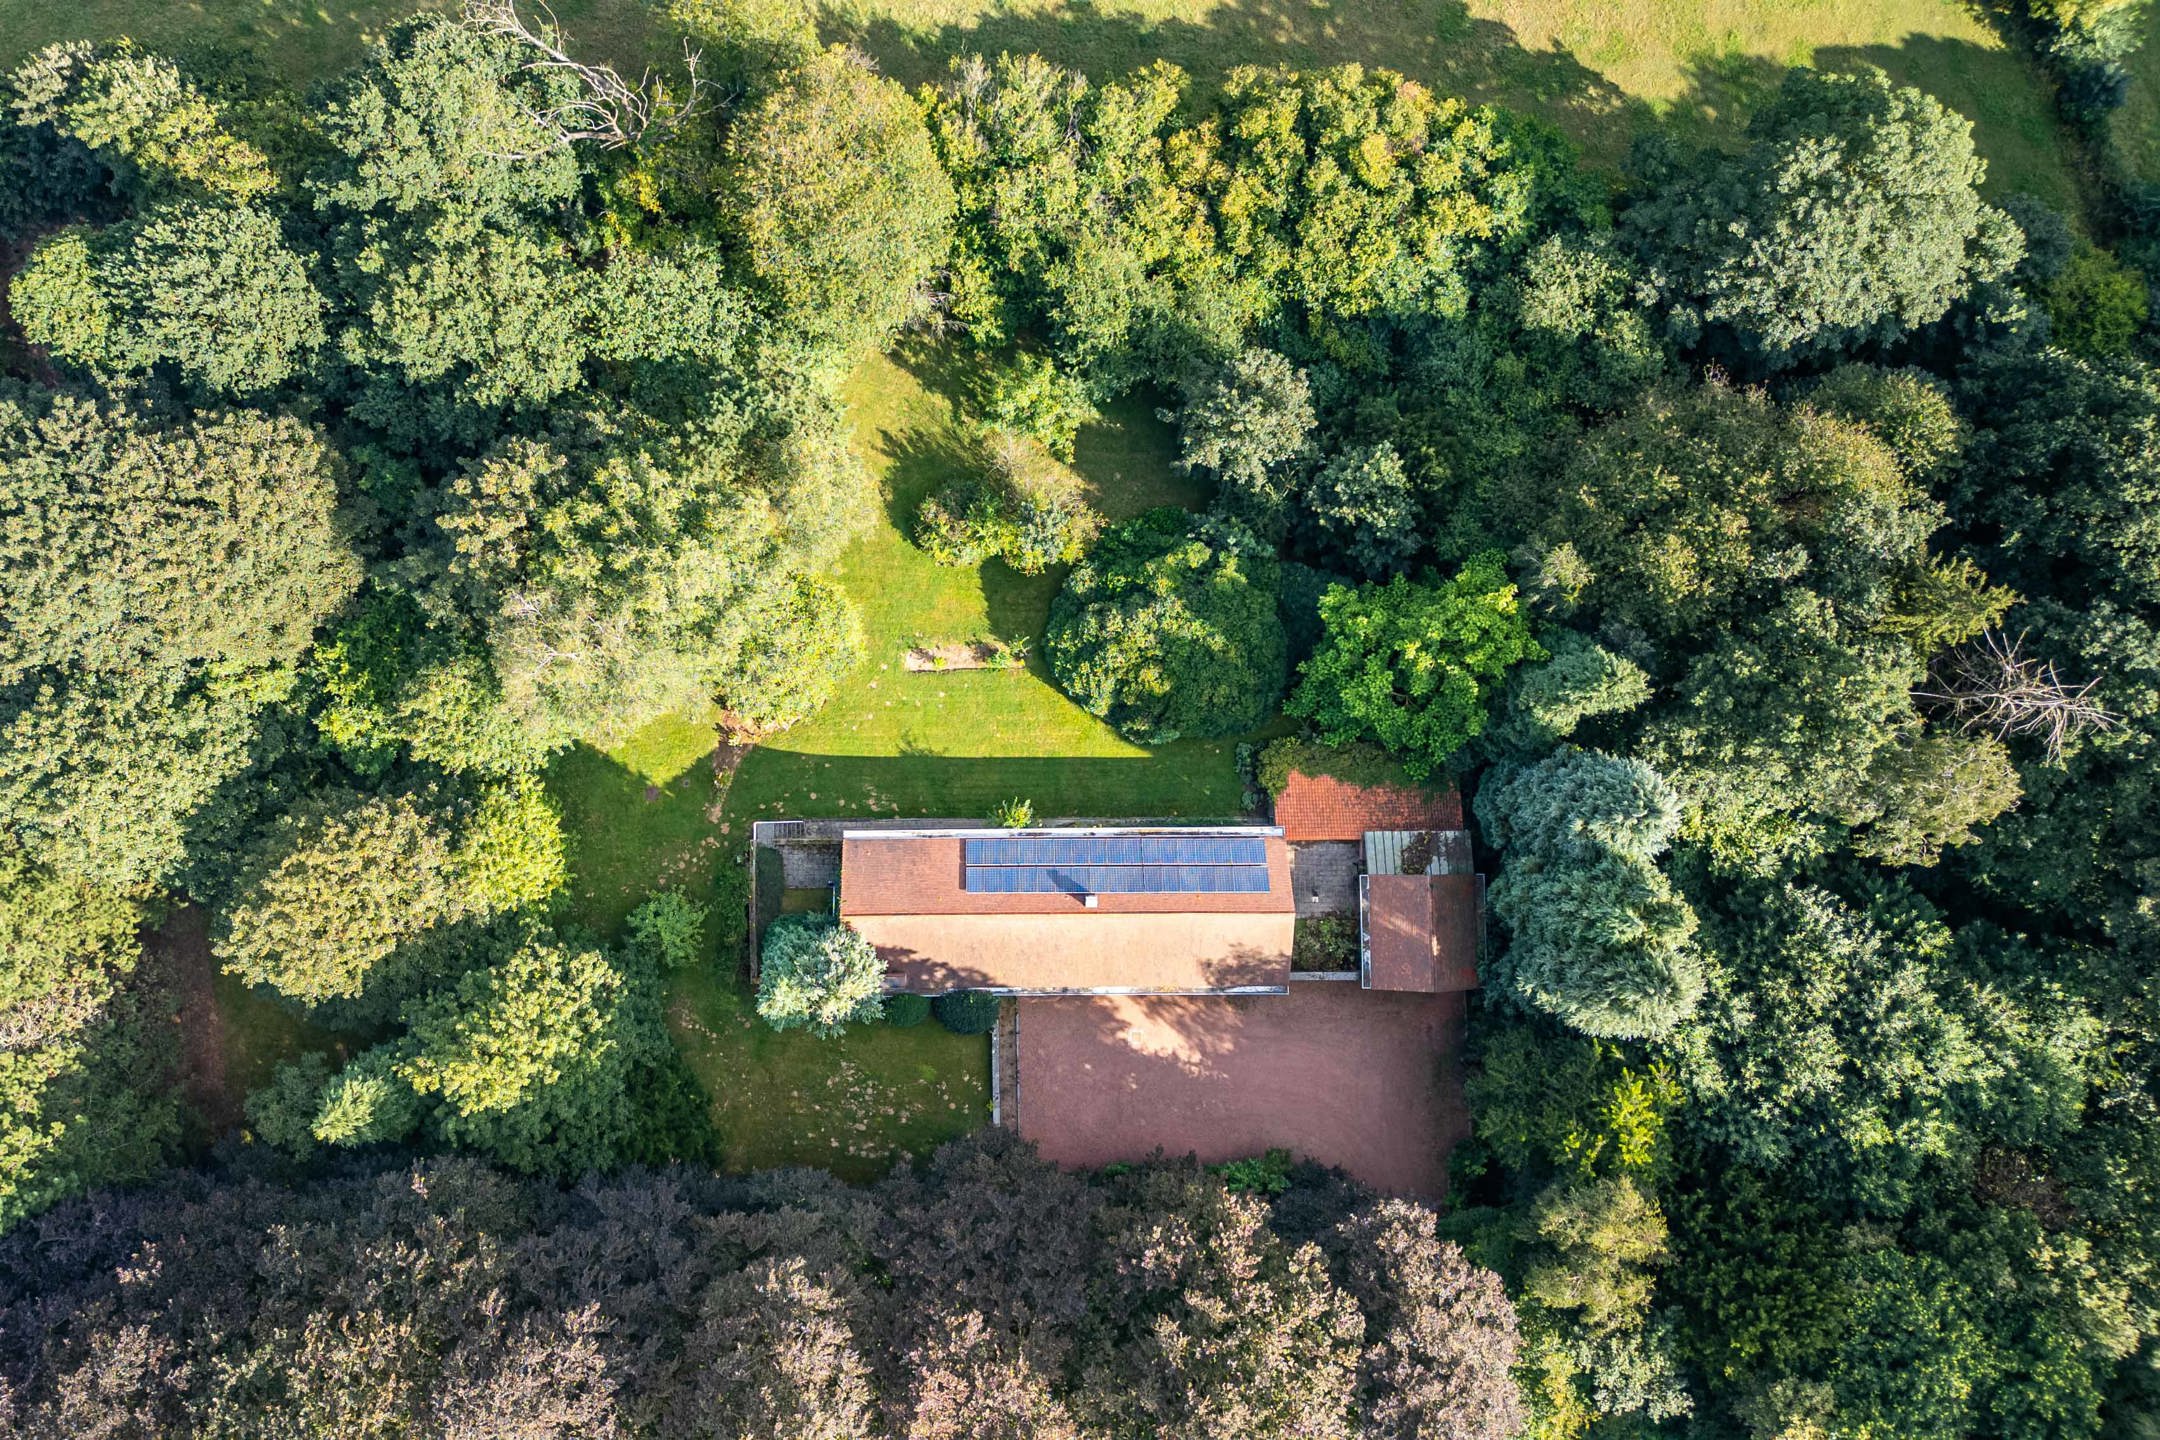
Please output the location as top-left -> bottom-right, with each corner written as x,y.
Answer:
823,0 -> 1651,160
547,740 -> 731,940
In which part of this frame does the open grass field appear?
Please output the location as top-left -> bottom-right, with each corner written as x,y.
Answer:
0,0 -> 2082,208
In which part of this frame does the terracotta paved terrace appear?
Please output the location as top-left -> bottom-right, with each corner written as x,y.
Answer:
1014,982 -> 1469,1199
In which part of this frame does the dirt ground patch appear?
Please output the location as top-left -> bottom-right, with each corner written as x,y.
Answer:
1015,983 -> 1469,1200
141,905 -> 239,1138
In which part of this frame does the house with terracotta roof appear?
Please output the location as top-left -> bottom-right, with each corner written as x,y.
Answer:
822,767 -> 1479,1000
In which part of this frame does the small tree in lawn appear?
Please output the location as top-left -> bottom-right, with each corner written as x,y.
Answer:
758,915 -> 885,1036
1290,552 -> 1545,779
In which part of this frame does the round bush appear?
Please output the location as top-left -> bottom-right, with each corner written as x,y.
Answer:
884,993 -> 931,1028
932,989 -> 1002,1035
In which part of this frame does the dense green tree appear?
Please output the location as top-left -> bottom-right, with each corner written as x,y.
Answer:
1303,442 -> 1421,580
1506,232 -> 1667,412
398,922 -> 662,1175
1518,380 -> 1935,641
309,16 -> 581,223
1953,349 -> 2160,610
10,202 -> 324,393
216,787 -> 468,1010
721,48 -> 954,354
0,852 -> 177,1230
0,394 -> 356,683
2045,245 -> 2151,357
424,428 -> 861,747
1290,553 -> 1544,778
1624,67 -> 2022,366
1177,347 -> 1317,538
309,588 -> 544,777
1047,509 -> 1287,743
758,915 -> 886,1037
924,56 -> 1576,382
1075,1165 -> 1365,1440
1478,630 -> 1652,760
1478,749 -> 1703,1039
0,395 -> 358,886
1809,363 -> 1968,481
1666,875 -> 2096,1214
9,40 -> 277,202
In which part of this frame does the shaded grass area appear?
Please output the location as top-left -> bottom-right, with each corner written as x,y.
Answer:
669,964 -> 988,1182
208,971 -> 369,1108
724,343 -> 1251,830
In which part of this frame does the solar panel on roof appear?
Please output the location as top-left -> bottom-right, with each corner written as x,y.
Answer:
964,836 -> 1267,868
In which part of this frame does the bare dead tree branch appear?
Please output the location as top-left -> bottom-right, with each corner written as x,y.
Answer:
463,0 -> 707,151
1916,629 -> 2120,763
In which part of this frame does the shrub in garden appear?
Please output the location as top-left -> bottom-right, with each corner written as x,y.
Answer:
884,993 -> 931,1027
626,890 -> 709,970
991,796 -> 1035,828
914,430 -> 1101,573
757,915 -> 885,1037
932,989 -> 1001,1035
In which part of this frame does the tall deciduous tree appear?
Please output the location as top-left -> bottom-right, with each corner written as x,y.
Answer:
1291,553 -> 1544,778
9,202 -> 325,393
1625,67 -> 2022,366
0,394 -> 358,886
721,48 -> 954,354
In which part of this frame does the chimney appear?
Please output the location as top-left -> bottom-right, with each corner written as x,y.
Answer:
1082,894 -> 1099,908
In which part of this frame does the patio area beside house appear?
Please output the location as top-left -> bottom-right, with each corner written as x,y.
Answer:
1012,982 -> 1469,1199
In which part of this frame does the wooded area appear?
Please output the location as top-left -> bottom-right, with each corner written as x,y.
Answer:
1,0 -> 2156,1435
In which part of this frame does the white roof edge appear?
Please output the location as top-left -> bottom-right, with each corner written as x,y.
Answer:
839,825 -> 1286,840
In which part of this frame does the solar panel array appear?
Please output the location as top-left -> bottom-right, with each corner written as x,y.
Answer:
963,835 -> 1272,895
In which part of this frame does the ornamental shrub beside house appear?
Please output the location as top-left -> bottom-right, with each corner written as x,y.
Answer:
932,989 -> 1001,1035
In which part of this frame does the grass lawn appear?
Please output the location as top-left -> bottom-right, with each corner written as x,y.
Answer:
722,343 -> 1253,829
544,695 -> 992,1179
209,970 -> 371,1102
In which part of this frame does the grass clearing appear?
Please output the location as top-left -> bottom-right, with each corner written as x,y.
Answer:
208,970 -> 370,1103
723,343 -> 1252,829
